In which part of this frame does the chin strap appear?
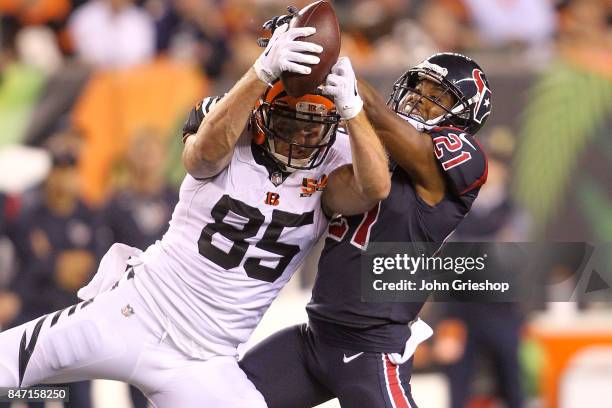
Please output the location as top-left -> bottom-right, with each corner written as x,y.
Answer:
401,115 -> 435,132
268,137 -> 311,171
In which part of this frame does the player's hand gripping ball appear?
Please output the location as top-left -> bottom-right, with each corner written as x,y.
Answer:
279,1 -> 341,97
253,22 -> 323,86
322,57 -> 363,120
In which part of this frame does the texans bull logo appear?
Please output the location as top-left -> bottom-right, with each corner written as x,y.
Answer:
471,69 -> 491,125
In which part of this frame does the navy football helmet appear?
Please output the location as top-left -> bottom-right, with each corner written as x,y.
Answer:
388,53 -> 492,135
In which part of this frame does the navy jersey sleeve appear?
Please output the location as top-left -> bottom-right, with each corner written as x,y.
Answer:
430,126 -> 488,196
181,95 -> 223,142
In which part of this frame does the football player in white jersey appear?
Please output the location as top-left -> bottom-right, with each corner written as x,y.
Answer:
0,22 -> 391,408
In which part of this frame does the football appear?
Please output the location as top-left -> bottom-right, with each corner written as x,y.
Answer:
281,1 -> 341,97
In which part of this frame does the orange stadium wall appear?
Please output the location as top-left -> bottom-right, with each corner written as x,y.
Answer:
71,58 -> 207,205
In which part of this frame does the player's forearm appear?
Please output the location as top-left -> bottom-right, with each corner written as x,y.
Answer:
359,79 -> 446,204
345,111 -> 391,202
183,68 -> 267,177
359,79 -> 433,175
359,79 -> 443,189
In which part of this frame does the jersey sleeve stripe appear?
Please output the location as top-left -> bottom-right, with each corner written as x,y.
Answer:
204,96 -> 223,114
183,96 -> 222,143
458,135 -> 488,195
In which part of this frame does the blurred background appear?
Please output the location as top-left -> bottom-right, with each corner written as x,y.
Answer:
0,0 -> 611,407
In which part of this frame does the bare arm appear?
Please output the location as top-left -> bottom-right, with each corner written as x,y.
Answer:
182,22 -> 323,179
359,79 -> 446,205
182,68 -> 267,179
322,111 -> 391,216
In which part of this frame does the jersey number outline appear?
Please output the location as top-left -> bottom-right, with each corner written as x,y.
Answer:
327,203 -> 381,249
432,132 -> 472,170
198,195 -> 313,283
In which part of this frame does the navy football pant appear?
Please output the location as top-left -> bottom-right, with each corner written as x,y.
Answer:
240,323 -> 418,408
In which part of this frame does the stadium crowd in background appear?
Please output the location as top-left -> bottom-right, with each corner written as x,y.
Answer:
0,0 -> 610,407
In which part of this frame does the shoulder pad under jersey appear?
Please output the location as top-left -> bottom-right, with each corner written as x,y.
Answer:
181,95 -> 223,142
430,126 -> 488,195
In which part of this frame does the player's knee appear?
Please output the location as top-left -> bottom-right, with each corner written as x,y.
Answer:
0,360 -> 18,388
45,320 -> 103,370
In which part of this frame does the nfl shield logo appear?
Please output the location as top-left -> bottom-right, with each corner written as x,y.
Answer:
271,172 -> 283,186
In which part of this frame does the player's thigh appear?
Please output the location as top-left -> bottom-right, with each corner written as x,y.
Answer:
148,356 -> 267,408
240,324 -> 333,408
336,354 -> 417,408
0,279 -> 160,388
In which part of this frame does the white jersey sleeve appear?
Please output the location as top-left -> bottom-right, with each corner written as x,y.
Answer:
182,95 -> 223,141
134,129 -> 352,359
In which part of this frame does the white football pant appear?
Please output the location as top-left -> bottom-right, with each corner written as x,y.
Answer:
0,275 -> 267,408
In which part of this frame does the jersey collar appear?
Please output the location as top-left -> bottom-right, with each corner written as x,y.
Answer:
250,142 -> 291,186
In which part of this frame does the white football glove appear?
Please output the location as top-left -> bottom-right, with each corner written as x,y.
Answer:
387,318 -> 433,365
322,57 -> 363,120
253,23 -> 323,86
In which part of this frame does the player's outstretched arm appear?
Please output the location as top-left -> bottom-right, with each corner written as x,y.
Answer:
358,78 -> 446,206
183,69 -> 267,179
322,58 -> 391,216
183,24 -> 323,179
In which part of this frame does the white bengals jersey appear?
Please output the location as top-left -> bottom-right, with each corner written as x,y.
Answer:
135,130 -> 350,359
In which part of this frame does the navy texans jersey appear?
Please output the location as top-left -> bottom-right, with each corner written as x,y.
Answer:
306,126 -> 487,353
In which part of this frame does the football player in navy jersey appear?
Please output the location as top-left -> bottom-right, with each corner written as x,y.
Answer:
240,53 -> 492,408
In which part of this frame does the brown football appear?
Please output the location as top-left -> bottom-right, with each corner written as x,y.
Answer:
280,1 -> 341,97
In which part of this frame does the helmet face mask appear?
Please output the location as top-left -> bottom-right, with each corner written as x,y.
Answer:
394,74 -> 465,128
252,82 -> 340,171
388,53 -> 492,135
